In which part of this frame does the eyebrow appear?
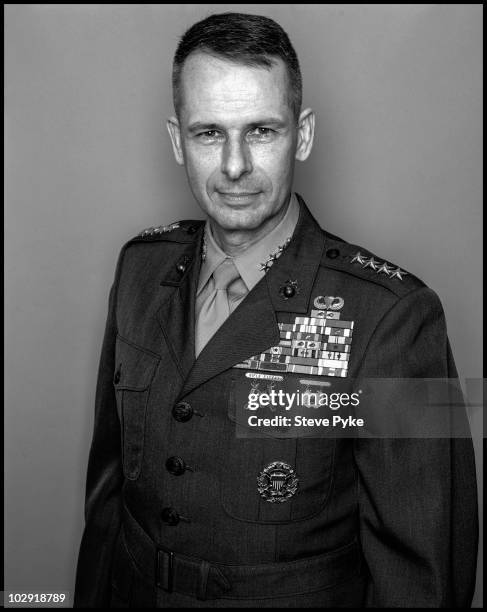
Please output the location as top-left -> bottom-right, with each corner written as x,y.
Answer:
187,118 -> 288,133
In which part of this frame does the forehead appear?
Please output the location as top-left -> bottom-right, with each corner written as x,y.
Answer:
178,52 -> 292,125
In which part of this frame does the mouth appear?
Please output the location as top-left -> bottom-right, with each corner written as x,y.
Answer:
217,191 -> 261,204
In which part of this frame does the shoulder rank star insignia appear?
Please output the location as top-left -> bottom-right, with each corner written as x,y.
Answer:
389,267 -> 408,280
377,261 -> 394,276
350,251 -> 367,265
350,251 -> 408,281
362,256 -> 379,270
257,461 -> 299,503
138,222 -> 180,237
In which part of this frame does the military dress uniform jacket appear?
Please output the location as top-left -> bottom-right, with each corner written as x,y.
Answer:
74,196 -> 478,608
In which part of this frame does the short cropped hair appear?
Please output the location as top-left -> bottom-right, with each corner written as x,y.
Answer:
172,12 -> 302,121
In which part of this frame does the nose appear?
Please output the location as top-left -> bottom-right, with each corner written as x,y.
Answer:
221,135 -> 252,180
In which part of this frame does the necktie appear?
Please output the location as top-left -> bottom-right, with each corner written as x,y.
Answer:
195,258 -> 247,356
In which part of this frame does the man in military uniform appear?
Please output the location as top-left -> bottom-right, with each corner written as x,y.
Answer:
74,12 -> 478,608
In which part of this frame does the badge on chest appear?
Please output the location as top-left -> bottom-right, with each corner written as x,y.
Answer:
257,461 -> 299,503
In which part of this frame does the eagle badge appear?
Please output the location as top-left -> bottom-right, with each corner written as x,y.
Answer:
257,461 -> 299,503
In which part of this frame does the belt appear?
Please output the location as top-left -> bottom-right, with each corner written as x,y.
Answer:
121,504 -> 363,601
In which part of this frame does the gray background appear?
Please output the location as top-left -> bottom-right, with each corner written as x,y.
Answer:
4,4 -> 483,606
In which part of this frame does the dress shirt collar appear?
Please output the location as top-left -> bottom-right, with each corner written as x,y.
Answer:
197,192 -> 301,295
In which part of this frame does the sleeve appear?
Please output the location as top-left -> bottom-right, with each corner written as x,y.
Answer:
353,286 -> 478,607
73,249 -> 126,608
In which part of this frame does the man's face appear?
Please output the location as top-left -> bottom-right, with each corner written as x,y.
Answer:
167,52 -> 314,233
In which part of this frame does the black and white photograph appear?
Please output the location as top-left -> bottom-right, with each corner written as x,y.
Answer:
4,4 -> 482,608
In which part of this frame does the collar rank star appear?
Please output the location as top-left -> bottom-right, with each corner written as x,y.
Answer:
257,461 -> 299,503
201,234 -> 292,267
259,236 -> 292,273
234,296 -> 354,378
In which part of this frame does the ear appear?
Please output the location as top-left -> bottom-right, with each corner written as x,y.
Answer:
166,116 -> 184,165
295,108 -> 315,162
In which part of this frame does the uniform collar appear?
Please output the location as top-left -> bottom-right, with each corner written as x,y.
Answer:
197,192 -> 300,295
264,193 -> 326,313
178,193 -> 326,398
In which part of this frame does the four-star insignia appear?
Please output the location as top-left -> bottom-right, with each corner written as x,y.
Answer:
138,222 -> 180,237
350,251 -> 408,281
259,236 -> 292,274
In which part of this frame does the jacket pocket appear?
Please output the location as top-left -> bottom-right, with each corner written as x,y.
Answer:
221,371 -> 336,523
113,335 -> 160,480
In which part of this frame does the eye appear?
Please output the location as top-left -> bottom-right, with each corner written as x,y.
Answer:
249,127 -> 273,137
247,127 -> 276,142
197,130 -> 222,140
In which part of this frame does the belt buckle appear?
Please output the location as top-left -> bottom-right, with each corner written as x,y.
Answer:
156,549 -> 174,593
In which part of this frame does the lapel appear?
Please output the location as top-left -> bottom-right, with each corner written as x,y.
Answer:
154,226 -> 204,382
179,195 -> 325,399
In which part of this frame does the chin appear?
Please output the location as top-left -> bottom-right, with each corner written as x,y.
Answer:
213,209 -> 265,232
207,203 -> 266,232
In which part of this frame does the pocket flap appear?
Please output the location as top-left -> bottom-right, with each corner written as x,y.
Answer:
114,336 -> 160,391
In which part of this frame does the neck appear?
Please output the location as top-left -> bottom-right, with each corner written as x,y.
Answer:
210,194 -> 292,256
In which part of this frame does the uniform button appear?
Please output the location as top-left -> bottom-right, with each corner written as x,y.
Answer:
161,507 -> 180,526
283,285 -> 295,298
166,456 -> 186,475
326,248 -> 340,259
172,402 -> 193,422
113,366 -> 121,384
